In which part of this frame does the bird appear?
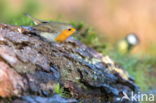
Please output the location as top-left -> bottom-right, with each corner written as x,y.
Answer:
117,33 -> 140,54
25,14 -> 76,42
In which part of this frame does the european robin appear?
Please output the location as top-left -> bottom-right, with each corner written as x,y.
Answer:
26,14 -> 76,42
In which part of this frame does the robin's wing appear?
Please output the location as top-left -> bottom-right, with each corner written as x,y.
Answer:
32,23 -> 59,33
37,32 -> 59,42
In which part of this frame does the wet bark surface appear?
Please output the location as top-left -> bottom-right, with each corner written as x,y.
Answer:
0,24 -> 139,103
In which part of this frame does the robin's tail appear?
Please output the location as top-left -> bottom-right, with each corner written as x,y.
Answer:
24,13 -> 48,25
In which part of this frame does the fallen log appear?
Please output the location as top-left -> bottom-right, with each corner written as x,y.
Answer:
0,24 -> 139,103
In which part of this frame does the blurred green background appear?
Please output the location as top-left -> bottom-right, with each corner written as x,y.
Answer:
0,0 -> 156,93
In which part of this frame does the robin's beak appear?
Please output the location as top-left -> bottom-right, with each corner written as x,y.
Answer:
69,28 -> 76,33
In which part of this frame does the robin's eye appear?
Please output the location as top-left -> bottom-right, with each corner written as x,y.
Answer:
68,28 -> 72,31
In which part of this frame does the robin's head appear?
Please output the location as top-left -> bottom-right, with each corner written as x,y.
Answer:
54,23 -> 76,42
61,25 -> 76,37
53,23 -> 76,34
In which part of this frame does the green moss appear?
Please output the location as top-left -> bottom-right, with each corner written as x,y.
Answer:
53,83 -> 70,98
53,83 -> 64,95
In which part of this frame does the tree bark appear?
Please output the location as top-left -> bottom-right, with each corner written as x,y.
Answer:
0,24 -> 139,103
